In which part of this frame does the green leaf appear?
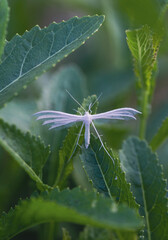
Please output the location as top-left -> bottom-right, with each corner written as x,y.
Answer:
119,137 -> 168,240
79,226 -> 138,240
0,0 -> 9,59
0,15 -> 104,107
55,95 -> 98,188
80,135 -> 138,209
126,25 -> 159,138
0,119 -> 51,190
0,99 -> 37,132
150,117 -> 168,151
126,25 -> 158,92
89,69 -> 134,105
35,65 -> 88,185
0,188 -> 143,239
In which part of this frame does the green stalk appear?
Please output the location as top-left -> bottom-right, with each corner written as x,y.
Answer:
139,89 -> 150,139
48,222 -> 55,240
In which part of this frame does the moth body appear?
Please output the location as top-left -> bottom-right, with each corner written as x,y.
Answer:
83,112 -> 92,148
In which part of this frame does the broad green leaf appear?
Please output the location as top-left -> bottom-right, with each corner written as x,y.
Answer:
146,103 -> 168,141
146,104 -> 168,178
119,137 -> 168,240
89,69 -> 134,105
55,95 -> 98,188
0,99 -> 37,132
150,117 -> 168,151
34,65 -> 88,185
80,135 -> 138,209
0,15 -> 104,107
0,119 -> 51,190
0,188 -> 143,239
0,0 -> 9,59
126,25 -> 159,138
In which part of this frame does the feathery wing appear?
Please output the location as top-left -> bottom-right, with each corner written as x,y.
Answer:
34,110 -> 84,129
92,108 -> 141,121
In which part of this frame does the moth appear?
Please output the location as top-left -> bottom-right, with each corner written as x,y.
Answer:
34,91 -> 141,163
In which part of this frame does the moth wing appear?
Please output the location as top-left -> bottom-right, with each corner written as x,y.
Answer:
92,108 -> 141,121
34,110 -> 84,129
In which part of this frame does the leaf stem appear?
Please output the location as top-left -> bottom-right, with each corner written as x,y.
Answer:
139,89 -> 150,139
48,222 -> 55,240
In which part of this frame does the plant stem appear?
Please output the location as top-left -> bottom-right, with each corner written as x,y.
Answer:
139,89 -> 150,139
47,222 -> 55,240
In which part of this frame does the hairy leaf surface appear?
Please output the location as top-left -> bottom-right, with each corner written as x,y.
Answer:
119,137 -> 168,240
126,25 -> 159,138
150,117 -> 168,151
0,188 -> 142,240
0,119 -> 50,190
126,25 -> 158,95
0,15 -> 104,107
80,135 -> 138,209
0,0 -> 9,59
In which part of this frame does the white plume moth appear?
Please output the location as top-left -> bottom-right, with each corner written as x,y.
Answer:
34,91 -> 141,163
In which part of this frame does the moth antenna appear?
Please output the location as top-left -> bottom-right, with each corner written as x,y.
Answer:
91,122 -> 114,164
88,103 -> 92,113
90,92 -> 103,110
66,89 -> 86,112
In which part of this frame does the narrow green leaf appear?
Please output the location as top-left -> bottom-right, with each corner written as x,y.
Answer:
0,0 -> 9,59
80,135 -> 138,209
150,117 -> 168,151
119,137 -> 168,240
55,95 -> 98,188
126,25 -> 159,138
126,25 -> 158,92
0,188 -> 143,239
35,65 -> 88,185
0,119 -> 51,190
0,15 -> 104,107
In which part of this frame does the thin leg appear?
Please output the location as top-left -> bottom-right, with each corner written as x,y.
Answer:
73,109 -> 82,115
91,122 -> 114,164
90,92 -> 103,110
67,122 -> 84,163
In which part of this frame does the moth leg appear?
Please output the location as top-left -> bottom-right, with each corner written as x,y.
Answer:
73,109 -> 82,115
99,144 -> 103,151
91,122 -> 114,164
67,122 -> 84,163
